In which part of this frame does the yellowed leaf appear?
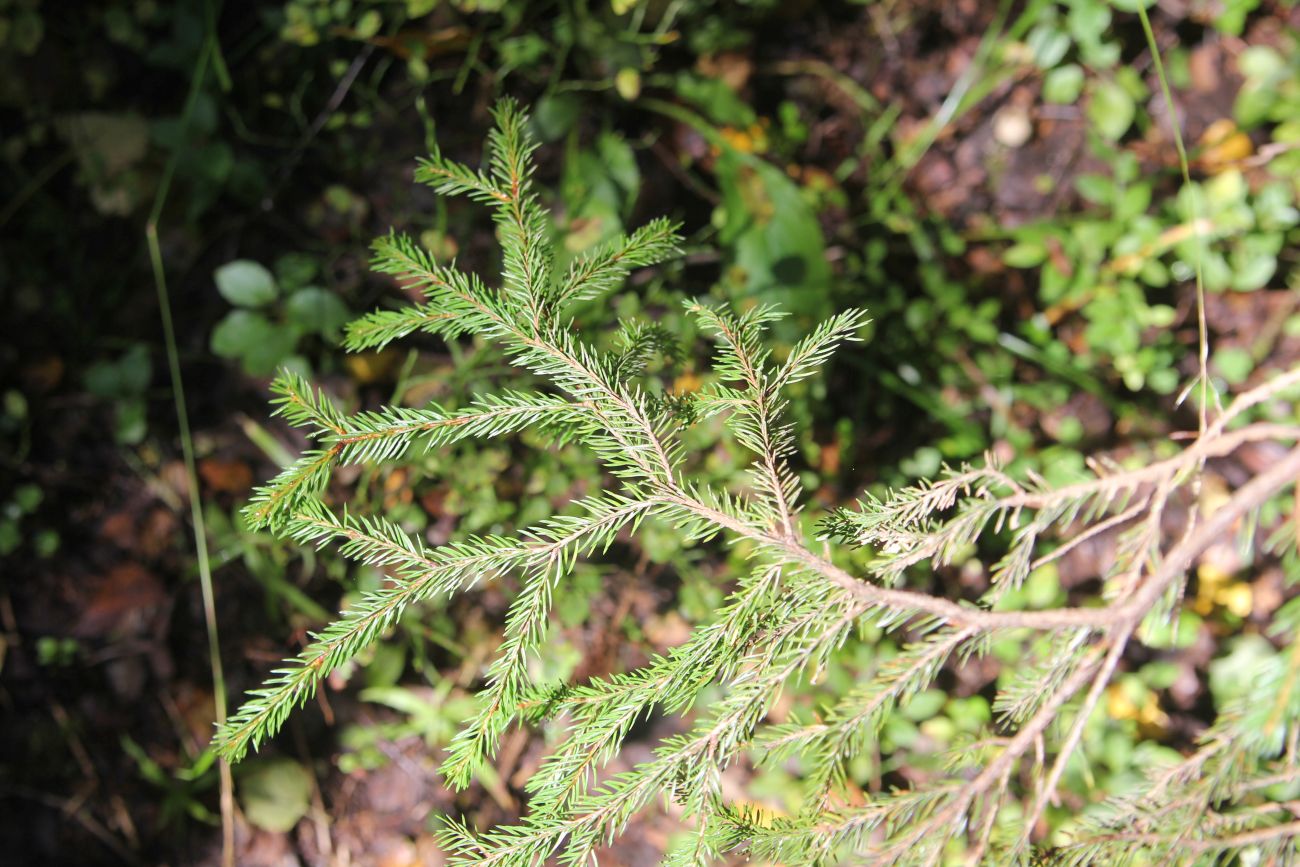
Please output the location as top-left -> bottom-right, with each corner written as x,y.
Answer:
1215,582 -> 1254,618
673,371 -> 702,394
1198,118 -> 1254,172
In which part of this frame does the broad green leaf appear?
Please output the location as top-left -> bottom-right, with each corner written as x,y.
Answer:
498,34 -> 547,71
1229,236 -> 1278,292
1003,241 -> 1048,268
211,310 -> 277,359
1075,173 -> 1113,205
242,330 -> 301,377
1208,635 -> 1276,705
285,287 -> 352,339
715,151 -> 831,322
901,689 -> 947,722
84,344 -> 151,398
1235,87 -> 1276,128
1026,24 -> 1070,70
116,399 -> 147,445
596,132 -> 640,207
275,252 -> 319,290
1213,0 -> 1259,35
215,260 -> 278,307
533,92 -> 580,142
1254,183 -> 1300,230
1087,80 -> 1135,142
1043,64 -> 1085,104
1238,45 -> 1285,83
1066,1 -> 1111,45
237,757 -> 313,833
1116,183 -> 1152,221
354,10 -> 382,39
674,71 -> 757,127
1212,346 -> 1254,384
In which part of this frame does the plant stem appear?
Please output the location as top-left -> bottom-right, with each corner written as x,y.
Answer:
144,6 -> 233,863
1138,4 -> 1211,433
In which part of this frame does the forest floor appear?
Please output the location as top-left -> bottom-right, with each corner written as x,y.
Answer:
3,2 -> 1299,865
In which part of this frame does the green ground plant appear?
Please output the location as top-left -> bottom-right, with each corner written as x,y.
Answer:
211,256 -> 353,376
215,101 -> 1300,865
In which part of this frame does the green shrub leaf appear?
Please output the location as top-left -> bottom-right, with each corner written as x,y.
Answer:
215,259 -> 278,307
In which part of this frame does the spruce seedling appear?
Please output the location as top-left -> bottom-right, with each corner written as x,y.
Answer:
217,100 -> 1300,865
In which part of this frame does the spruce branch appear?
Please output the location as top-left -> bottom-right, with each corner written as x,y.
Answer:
218,497 -> 656,762
439,495 -> 657,788
328,391 -> 587,465
269,369 -> 346,436
688,301 -> 820,538
449,591 -> 876,867
218,502 -> 520,760
558,217 -> 682,310
521,564 -> 786,816
222,101 -> 1300,865
1018,630 -> 1133,854
244,447 -> 341,529
871,643 -> 1109,863
760,626 -> 980,808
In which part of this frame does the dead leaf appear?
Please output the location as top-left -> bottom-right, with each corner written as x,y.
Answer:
819,438 -> 841,476
1197,118 -> 1253,172
672,371 -> 702,394
21,356 -> 64,392
98,511 -> 137,550
356,26 -> 470,60
375,837 -> 420,867
199,457 -> 253,494
643,612 -> 691,649
74,563 -> 166,639
173,681 -> 218,748
346,350 -> 403,384
697,51 -> 754,91
383,468 -> 413,508
139,507 -> 178,559
161,460 -> 191,501
1189,44 -> 1221,93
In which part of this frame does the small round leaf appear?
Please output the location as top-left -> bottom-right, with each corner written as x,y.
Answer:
1043,64 -> 1085,105
237,757 -> 313,833
285,287 -> 352,339
214,260 -> 278,307
211,310 -> 276,359
1088,80 -> 1135,142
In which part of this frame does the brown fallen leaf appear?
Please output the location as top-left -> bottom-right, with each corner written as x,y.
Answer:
138,507 -> 178,559
21,355 -> 64,392
74,563 -> 166,640
697,50 -> 754,91
198,457 -> 253,494
335,25 -> 471,60
98,510 -> 137,550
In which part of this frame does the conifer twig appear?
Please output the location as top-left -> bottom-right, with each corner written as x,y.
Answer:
218,101 -> 1300,866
